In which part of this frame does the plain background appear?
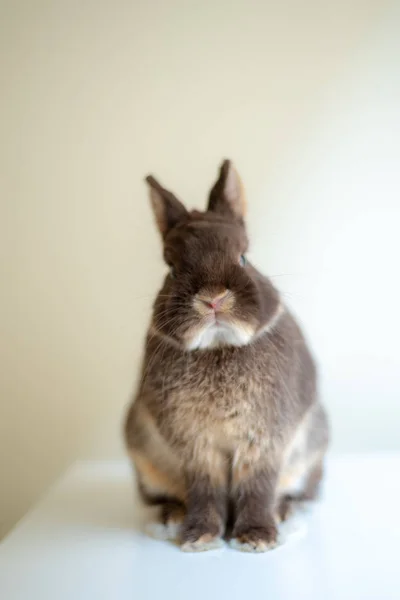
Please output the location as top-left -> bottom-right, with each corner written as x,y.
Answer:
1,0 -> 399,539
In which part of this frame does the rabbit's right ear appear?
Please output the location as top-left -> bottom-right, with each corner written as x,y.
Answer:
145,176 -> 188,238
207,160 -> 246,220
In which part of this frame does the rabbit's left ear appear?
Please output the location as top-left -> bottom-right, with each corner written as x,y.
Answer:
207,159 -> 246,220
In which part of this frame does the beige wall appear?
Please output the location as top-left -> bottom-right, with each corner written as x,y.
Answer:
1,0 -> 397,538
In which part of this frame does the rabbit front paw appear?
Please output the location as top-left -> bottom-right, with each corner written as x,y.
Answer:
230,523 -> 279,553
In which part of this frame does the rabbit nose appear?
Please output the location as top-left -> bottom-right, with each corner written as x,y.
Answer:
202,290 -> 229,311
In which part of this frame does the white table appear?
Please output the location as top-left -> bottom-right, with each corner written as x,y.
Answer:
0,456 -> 399,600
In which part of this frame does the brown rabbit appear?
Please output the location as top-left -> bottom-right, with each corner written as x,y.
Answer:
124,160 -> 329,552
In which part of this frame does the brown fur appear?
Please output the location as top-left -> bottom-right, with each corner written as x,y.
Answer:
124,160 -> 329,552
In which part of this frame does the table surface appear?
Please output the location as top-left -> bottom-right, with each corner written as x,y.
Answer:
1,456 -> 399,600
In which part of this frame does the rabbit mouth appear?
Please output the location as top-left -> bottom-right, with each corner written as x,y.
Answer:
185,317 -> 255,351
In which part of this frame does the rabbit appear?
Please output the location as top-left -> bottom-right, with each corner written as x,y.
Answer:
124,159 -> 329,552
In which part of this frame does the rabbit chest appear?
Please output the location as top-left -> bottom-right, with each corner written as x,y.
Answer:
145,342 -> 282,458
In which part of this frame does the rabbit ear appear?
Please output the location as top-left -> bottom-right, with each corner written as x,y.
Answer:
207,160 -> 246,220
146,176 -> 188,237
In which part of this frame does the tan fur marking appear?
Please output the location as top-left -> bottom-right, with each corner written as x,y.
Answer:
230,537 -> 277,553
193,443 -> 228,488
130,451 -> 184,500
237,172 -> 247,217
232,441 -> 263,487
232,462 -> 250,485
278,469 -> 303,492
181,534 -> 222,552
225,162 -> 247,218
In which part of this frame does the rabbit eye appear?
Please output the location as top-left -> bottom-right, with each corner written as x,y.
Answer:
239,255 -> 247,267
